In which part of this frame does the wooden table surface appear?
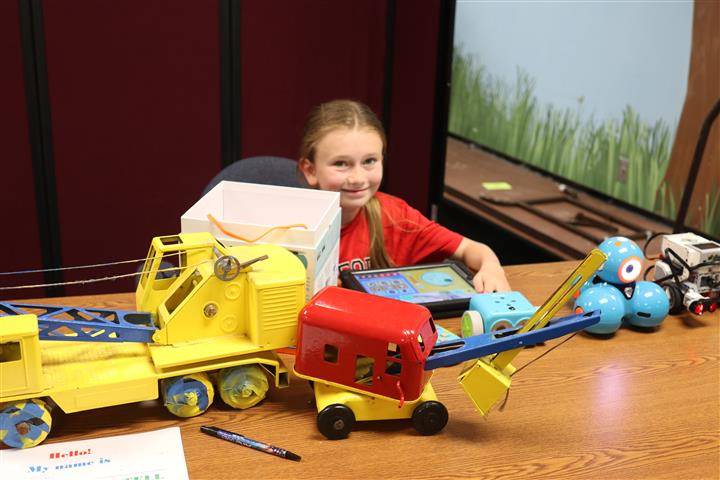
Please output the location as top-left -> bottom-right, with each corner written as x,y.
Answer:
11,261 -> 720,479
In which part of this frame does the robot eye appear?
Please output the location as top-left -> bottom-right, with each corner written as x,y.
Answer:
617,257 -> 642,283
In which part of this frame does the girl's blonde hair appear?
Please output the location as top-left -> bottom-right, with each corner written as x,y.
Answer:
300,99 -> 394,269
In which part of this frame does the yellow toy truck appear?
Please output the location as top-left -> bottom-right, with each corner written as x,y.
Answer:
0,232 -> 306,448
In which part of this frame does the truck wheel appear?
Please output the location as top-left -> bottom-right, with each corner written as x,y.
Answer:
218,365 -> 269,409
663,284 -> 684,315
412,401 -> 448,436
461,310 -> 484,337
317,404 -> 355,440
161,372 -> 214,417
0,399 -> 52,448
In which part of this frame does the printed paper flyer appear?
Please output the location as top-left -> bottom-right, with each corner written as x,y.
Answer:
0,427 -> 189,480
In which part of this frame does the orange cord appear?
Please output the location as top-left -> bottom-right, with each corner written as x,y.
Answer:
395,380 -> 405,408
207,214 -> 308,244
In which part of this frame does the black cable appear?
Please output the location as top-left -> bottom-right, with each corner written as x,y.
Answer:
497,332 -> 579,412
643,264 -> 656,281
650,247 -> 720,286
642,231 -> 671,260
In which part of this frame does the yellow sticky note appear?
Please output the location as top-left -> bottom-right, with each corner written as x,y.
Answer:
482,182 -> 512,191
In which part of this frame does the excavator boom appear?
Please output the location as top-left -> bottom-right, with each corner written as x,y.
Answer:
425,309 -> 600,370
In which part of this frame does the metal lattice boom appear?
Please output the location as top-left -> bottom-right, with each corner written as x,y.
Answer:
0,302 -> 156,343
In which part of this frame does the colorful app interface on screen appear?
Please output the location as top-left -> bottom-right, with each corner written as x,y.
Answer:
355,266 -> 475,303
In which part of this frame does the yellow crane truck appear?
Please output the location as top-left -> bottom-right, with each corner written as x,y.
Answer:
0,232 -> 306,448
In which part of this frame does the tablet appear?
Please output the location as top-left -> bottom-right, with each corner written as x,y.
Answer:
340,262 -> 476,318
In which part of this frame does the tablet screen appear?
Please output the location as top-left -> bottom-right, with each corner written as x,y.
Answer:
351,265 -> 476,304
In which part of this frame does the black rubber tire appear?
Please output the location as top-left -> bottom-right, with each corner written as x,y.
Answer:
317,404 -> 355,440
664,284 -> 684,315
412,401 -> 449,436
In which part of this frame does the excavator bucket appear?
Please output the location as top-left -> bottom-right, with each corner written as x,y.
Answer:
457,359 -> 514,416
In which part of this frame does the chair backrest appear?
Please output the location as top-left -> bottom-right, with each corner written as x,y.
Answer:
202,156 -> 307,196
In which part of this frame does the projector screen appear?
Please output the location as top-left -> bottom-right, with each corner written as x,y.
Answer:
447,2 -> 714,234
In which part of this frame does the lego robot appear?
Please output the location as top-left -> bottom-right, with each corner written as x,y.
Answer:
651,233 -> 720,315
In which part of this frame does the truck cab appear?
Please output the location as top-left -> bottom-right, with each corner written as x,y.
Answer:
0,314 -> 44,398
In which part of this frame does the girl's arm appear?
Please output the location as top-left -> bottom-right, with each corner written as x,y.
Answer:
451,238 -> 511,293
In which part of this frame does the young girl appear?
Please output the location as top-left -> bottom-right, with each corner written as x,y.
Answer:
298,99 -> 510,293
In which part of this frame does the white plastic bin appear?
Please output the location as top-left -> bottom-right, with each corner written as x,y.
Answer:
181,181 -> 341,299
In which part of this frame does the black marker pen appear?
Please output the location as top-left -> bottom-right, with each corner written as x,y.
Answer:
200,426 -> 301,462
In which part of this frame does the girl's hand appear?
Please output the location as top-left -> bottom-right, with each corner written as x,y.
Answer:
452,237 -> 510,292
472,264 -> 511,293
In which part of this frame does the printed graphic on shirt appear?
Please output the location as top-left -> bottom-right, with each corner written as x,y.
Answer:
339,257 -> 371,272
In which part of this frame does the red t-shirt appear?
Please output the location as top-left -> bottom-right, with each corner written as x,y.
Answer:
339,192 -> 463,271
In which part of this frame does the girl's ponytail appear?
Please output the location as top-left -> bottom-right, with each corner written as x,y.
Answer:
364,196 -> 394,269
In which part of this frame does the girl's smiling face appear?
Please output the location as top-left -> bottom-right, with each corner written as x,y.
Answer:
300,127 -> 383,224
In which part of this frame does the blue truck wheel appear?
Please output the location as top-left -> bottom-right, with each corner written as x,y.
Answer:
0,399 -> 52,448
161,372 -> 214,417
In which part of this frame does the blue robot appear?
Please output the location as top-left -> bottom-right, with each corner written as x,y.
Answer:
461,291 -> 537,337
574,237 -> 669,335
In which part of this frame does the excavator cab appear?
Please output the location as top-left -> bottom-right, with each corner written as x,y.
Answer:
136,232 -> 306,346
136,233 -> 220,317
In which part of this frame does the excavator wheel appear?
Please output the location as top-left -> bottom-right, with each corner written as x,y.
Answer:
0,398 -> 53,448
161,372 -> 214,418
412,400 -> 448,436
317,404 -> 355,440
218,365 -> 269,409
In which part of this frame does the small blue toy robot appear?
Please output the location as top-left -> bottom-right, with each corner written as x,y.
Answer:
461,291 -> 537,337
574,237 -> 669,335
